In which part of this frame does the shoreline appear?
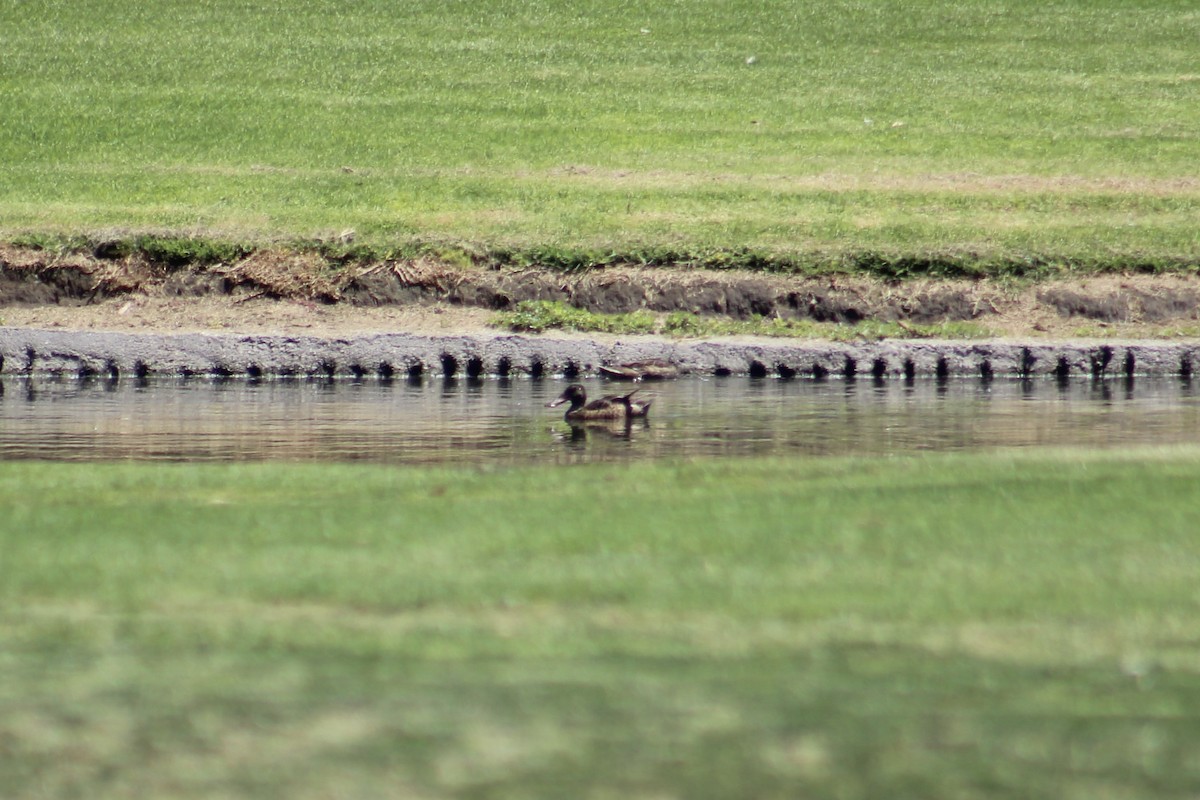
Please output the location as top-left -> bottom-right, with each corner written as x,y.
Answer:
3,326 -> 1196,380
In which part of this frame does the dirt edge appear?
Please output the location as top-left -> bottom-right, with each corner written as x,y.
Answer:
3,243 -> 1200,340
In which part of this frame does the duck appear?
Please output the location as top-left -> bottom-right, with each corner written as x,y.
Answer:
599,358 -> 680,381
546,383 -> 653,421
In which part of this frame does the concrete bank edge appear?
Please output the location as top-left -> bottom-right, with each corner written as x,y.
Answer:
1,327 -> 1198,381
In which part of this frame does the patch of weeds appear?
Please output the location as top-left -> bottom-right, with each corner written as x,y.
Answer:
1070,325 -> 1122,338
284,236 -> 409,265
842,320 -> 990,341
832,251 -> 1200,281
664,315 -> 990,341
495,303 -> 990,339
308,240 -> 384,264
134,236 -> 248,268
10,232 -> 90,253
1122,257 -> 1200,276
353,238 -> 485,270
479,245 -> 1195,281
504,246 -> 621,273
496,301 -> 657,334
1158,325 -> 1200,338
90,238 -> 135,259
418,243 -> 478,270
845,251 -> 999,280
484,244 -> 810,274
661,311 -> 707,336
695,246 -> 797,273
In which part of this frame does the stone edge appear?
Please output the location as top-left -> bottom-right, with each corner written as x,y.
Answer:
1,327 -> 1198,380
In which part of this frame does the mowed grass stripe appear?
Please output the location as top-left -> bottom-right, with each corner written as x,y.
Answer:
1,0 -> 1198,263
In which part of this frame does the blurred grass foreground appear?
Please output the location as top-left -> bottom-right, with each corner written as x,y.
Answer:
3,450 -> 1200,798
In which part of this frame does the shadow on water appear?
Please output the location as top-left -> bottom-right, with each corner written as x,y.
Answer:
0,375 -> 1198,465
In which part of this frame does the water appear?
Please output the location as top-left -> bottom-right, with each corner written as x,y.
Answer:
1,375 -> 1198,465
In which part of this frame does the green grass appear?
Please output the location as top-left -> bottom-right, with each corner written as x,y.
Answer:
494,299 -> 659,334
494,299 -> 991,338
2,0 -> 1199,270
4,449 -> 1200,798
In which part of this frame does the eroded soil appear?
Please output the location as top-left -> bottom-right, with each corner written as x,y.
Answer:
3,244 -> 1199,339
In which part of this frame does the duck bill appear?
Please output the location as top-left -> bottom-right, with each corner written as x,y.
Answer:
546,396 -> 568,408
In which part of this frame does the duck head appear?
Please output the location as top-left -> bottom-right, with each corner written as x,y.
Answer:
546,384 -> 587,410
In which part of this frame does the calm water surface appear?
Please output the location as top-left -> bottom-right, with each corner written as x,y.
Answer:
1,375 -> 1197,465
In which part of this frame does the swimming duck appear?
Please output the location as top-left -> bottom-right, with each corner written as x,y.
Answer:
599,359 -> 680,381
546,383 -> 653,421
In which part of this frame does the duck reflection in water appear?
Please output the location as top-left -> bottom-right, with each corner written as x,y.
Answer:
555,415 -> 651,449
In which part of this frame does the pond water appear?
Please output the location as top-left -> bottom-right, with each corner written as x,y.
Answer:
2,375 -> 1198,466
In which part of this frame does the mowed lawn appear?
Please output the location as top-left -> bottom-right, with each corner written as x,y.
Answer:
3,449 -> 1200,798
1,0 -> 1198,264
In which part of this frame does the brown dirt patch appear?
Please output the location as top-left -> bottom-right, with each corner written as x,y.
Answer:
2,244 -> 1200,339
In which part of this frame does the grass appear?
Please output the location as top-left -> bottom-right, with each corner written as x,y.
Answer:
494,299 -> 659,335
494,299 -> 991,339
2,0 -> 1199,270
4,448 -> 1200,798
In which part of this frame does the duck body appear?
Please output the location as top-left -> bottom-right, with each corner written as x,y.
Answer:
547,384 -> 653,421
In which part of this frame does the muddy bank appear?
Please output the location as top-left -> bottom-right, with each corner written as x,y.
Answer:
4,243 -> 1200,379
2,245 -> 992,321
2,327 -> 1197,380
4,244 -> 1200,340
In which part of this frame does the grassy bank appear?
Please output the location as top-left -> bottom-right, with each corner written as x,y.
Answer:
4,449 -> 1200,797
2,0 -> 1198,270
493,299 -> 992,338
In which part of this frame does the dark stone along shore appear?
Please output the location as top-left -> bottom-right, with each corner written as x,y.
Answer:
2,328 -> 1197,382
